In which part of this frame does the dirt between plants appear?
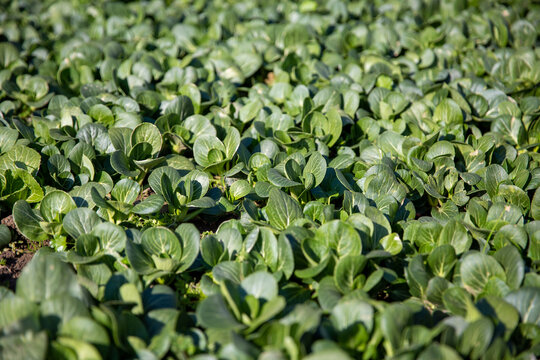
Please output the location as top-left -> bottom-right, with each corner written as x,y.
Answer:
0,215 -> 47,290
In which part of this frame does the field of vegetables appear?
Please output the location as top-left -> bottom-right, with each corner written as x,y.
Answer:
0,0 -> 540,359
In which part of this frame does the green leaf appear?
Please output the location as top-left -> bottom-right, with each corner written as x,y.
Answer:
326,108 -> 342,147
485,164 -> 508,198
427,245 -> 456,278
131,122 -> 162,157
379,233 -> 402,255
0,144 -> 41,176
193,135 -> 225,168
40,190 -> 76,223
267,168 -> 302,188
266,189 -> 302,230
88,104 -> 114,126
91,222 -> 126,253
0,224 -> 11,249
110,150 -> 139,177
433,99 -> 463,125
0,127 -> 18,153
141,226 -> 182,261
505,287 -> 540,326
131,194 -> 164,215
0,331 -> 48,360
458,317 -> 494,359
62,208 -> 101,239
16,250 -> 85,302
175,223 -> 200,273
111,178 -> 140,204
334,255 -> 366,293
241,272 -> 278,301
438,219 -> 471,254
303,152 -> 327,188
13,200 -> 48,242
531,188 -> 540,220
196,294 -> 243,330
229,180 -> 251,201
322,220 -> 363,258
460,253 -> 506,296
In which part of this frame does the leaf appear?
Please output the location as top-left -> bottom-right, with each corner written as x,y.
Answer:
438,219 -> 471,254
141,227 -> 182,260
531,188 -> 540,220
433,98 -> 463,125
239,99 -> 263,123
494,245 -> 524,290
427,245 -> 456,278
405,255 -> 429,298
91,222 -> 126,253
0,127 -> 18,153
267,168 -> 302,188
110,150 -> 139,177
126,239 -> 155,275
88,104 -> 114,126
0,224 -> 11,249
266,188 -> 302,230
175,223 -> 200,272
16,249 -> 85,302
485,164 -> 508,198
0,144 -> 41,176
163,95 -> 194,120
505,287 -> 540,327
229,180 -> 251,201
40,190 -> 76,223
460,253 -> 506,296
111,178 -> 140,204
13,200 -> 48,242
131,194 -> 164,215
314,221 -> 360,260
0,331 -> 48,360
303,152 -> 327,188
330,299 -> 374,333
193,135 -> 225,168
379,233 -> 402,255
241,272 -> 278,301
325,108 -> 343,147
131,122 -> 162,157
458,317 -> 494,359
62,208 -> 101,239
334,255 -> 366,293
196,294 -> 243,330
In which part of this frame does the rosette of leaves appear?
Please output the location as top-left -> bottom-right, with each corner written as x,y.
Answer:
192,126 -> 241,173
265,151 -> 327,201
13,190 -> 77,249
125,224 -> 200,283
0,169 -> 43,211
91,178 -> 164,223
157,113 -> 217,155
43,140 -> 102,191
65,221 -> 126,267
1,75 -> 53,115
109,123 -> 164,180
299,102 -> 342,148
0,250 -> 96,360
196,271 -> 286,337
148,166 -> 221,221
293,220 -> 363,280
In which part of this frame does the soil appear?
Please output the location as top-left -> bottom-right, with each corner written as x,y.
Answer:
135,187 -> 154,203
191,213 -> 238,233
0,215 -> 47,290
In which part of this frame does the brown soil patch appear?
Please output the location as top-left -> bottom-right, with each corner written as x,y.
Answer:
0,215 -> 47,290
